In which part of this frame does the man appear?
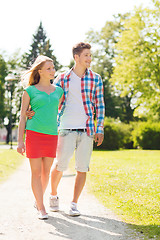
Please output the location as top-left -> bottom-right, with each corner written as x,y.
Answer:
49,42 -> 105,216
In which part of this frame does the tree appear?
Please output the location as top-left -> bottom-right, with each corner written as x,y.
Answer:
0,55 -> 8,126
22,21 -> 61,70
110,1 -> 160,121
4,51 -> 23,143
85,14 -> 135,122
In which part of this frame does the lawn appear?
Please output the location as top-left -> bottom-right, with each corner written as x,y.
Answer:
1,148 -> 159,238
70,149 -> 160,239
0,149 -> 25,183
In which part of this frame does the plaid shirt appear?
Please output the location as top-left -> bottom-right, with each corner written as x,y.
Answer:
54,68 -> 105,136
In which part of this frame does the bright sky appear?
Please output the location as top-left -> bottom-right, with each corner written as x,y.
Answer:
0,0 -> 151,66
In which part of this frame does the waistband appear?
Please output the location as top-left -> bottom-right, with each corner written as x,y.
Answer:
68,129 -> 87,132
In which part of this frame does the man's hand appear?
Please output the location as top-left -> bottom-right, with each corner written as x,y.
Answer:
94,133 -> 104,146
26,109 -> 35,119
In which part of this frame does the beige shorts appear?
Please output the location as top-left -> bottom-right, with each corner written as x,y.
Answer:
55,129 -> 93,172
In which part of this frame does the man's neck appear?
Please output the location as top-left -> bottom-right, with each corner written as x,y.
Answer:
72,65 -> 87,78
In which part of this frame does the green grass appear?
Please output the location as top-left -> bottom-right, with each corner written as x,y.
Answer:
0,149 -> 25,183
70,150 -> 160,239
0,142 -> 17,145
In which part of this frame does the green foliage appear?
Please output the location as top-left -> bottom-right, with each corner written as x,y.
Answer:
22,21 -> 61,70
133,122 -> 160,149
110,2 -> 160,120
95,118 -> 133,150
68,59 -> 74,69
0,55 -> 8,126
4,77 -> 23,143
96,118 -> 160,150
86,14 -> 137,122
4,51 -> 24,143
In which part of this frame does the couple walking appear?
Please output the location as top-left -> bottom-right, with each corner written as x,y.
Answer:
17,42 -> 105,220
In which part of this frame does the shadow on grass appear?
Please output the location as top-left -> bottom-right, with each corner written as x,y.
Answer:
129,223 -> 160,239
93,148 -> 120,152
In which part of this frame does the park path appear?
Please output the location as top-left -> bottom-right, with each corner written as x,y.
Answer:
0,153 -> 144,240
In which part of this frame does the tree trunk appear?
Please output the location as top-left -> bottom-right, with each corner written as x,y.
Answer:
5,124 -> 11,144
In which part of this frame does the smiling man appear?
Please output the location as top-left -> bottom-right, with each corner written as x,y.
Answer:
50,42 -> 105,216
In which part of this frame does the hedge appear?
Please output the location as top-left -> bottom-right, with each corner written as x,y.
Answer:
132,122 -> 160,150
94,119 -> 160,150
94,119 -> 133,150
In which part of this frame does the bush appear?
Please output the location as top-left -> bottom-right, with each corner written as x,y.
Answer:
133,122 -> 160,149
95,119 -> 160,150
94,118 -> 133,150
99,123 -> 121,150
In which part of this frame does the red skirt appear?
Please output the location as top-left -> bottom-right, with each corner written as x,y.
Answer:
25,130 -> 58,158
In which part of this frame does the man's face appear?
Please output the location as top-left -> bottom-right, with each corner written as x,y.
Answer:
76,49 -> 92,68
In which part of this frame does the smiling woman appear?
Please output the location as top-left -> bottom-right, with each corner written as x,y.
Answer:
17,55 -> 64,219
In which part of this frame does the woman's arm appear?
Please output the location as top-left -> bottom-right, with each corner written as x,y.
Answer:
17,91 -> 30,155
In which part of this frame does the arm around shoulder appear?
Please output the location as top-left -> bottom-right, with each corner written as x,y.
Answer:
54,74 -> 63,87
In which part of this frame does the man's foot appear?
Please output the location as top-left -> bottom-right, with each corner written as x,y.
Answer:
38,210 -> 48,220
49,196 -> 59,212
69,202 -> 81,217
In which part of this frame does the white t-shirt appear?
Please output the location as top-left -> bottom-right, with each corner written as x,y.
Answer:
59,71 -> 88,129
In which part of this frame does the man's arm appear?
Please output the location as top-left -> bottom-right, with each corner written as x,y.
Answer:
58,94 -> 64,107
94,75 -> 105,146
54,74 -> 63,87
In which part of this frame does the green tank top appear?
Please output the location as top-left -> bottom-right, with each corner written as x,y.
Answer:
25,85 -> 63,135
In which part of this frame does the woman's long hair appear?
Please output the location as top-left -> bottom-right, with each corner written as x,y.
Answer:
22,55 -> 53,86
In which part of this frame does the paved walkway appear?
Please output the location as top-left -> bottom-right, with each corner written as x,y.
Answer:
0,156 -> 144,240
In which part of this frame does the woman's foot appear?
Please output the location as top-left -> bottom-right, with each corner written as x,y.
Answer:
38,210 -> 48,220
34,202 -> 38,210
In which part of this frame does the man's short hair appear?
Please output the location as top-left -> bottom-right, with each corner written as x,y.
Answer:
72,42 -> 91,58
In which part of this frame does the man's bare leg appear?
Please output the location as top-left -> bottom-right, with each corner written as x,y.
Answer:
50,166 -> 63,196
72,171 -> 86,203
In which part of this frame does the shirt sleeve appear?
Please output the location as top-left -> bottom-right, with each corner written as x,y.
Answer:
25,86 -> 32,98
95,75 -> 105,134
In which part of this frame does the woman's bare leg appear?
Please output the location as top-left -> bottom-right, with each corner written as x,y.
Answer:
41,157 -> 54,194
29,158 -> 45,212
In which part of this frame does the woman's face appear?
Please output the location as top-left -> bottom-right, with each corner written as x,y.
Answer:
39,61 -> 55,80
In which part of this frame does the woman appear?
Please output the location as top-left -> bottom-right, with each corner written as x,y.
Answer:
17,55 -> 63,220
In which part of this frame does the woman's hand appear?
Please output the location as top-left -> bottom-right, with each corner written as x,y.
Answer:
17,142 -> 26,155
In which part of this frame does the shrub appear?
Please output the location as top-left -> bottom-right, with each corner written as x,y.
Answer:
94,118 -> 133,150
132,122 -> 160,149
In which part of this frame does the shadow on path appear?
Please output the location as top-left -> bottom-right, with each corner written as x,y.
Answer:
44,212 -> 138,240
